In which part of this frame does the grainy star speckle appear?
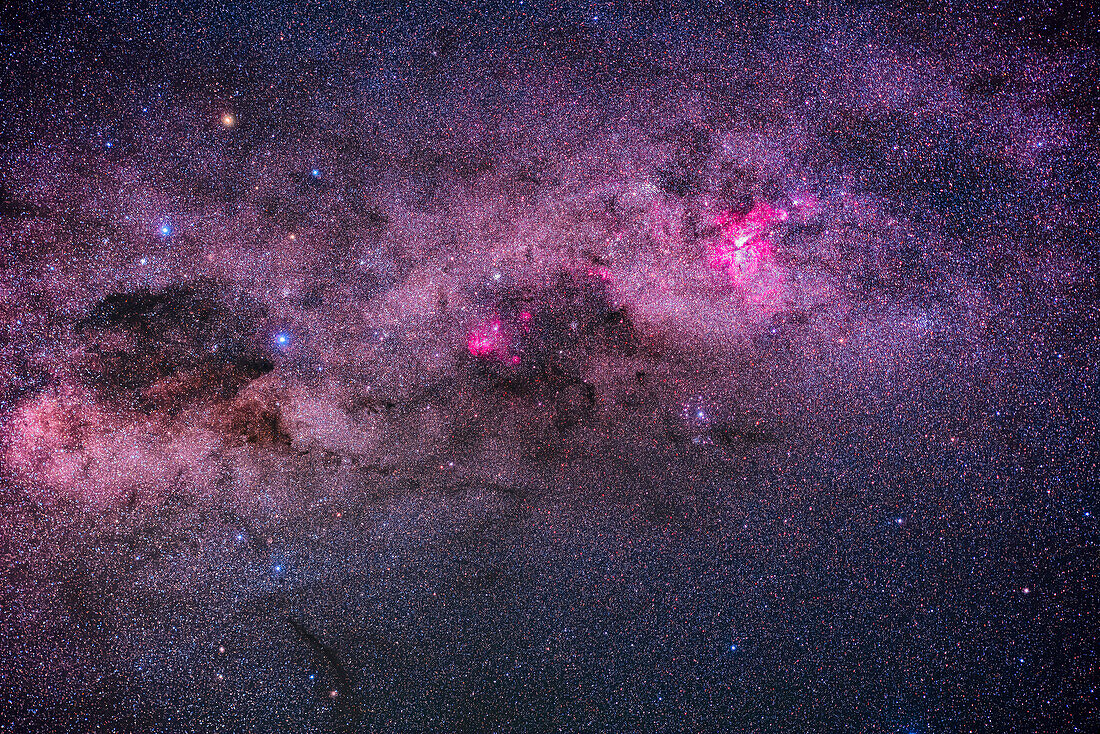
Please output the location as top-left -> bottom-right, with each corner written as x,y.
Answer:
0,2 -> 1097,732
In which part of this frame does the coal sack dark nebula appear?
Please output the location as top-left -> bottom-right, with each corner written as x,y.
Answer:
0,3 -> 1097,732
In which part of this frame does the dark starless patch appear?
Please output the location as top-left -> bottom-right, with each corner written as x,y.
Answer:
0,185 -> 50,219
0,351 -> 50,416
220,397 -> 293,448
75,281 -> 274,413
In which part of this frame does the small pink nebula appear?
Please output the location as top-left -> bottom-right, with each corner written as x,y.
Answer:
468,318 -> 524,364
467,320 -> 505,357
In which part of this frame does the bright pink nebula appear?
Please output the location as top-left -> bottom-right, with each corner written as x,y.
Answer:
708,201 -> 786,283
467,319 -> 507,358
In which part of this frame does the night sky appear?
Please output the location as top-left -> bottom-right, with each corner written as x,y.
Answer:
1,2 -> 1097,732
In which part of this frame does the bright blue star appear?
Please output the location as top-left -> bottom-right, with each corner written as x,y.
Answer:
275,332 -> 291,348
311,168 -> 321,178
158,223 -> 172,237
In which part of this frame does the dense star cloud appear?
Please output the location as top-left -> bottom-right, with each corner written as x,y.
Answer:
0,2 -> 1097,732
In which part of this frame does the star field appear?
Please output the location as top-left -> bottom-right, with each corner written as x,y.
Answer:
0,2 -> 1097,732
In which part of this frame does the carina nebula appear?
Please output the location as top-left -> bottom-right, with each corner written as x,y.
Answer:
0,2 -> 1096,732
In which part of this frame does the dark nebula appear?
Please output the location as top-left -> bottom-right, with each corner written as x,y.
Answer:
75,282 -> 274,413
0,2 -> 1097,733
